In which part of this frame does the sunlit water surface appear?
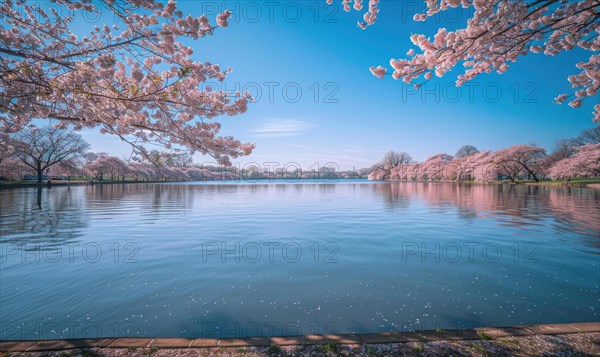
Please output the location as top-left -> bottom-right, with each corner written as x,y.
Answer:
0,180 -> 598,340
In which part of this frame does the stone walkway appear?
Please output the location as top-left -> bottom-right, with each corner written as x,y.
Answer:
0,322 -> 598,356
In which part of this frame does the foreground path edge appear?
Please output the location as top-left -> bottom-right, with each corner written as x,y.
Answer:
0,322 -> 598,352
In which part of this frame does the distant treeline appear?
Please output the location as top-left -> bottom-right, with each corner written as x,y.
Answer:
370,125 -> 600,182
0,126 -> 370,183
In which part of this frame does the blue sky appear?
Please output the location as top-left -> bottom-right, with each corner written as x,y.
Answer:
80,0 -> 599,170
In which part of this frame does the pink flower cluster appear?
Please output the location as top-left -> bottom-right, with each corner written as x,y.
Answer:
548,144 -> 600,179
330,0 -> 600,121
1,0 -> 254,165
82,151 -> 239,182
368,143 -> 600,183
327,0 -> 379,29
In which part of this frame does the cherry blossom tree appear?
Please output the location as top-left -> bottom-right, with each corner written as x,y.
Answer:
368,166 -> 388,180
419,153 -> 453,180
183,166 -> 213,181
0,158 -> 29,180
548,143 -> 600,179
473,159 -> 500,182
48,157 -> 86,180
453,150 -> 492,180
143,149 -> 175,180
85,157 -> 108,180
0,132 -> 11,165
490,145 -> 547,182
368,146 -> 552,182
366,143 -> 590,182
441,159 -> 460,180
127,162 -> 157,181
161,165 -> 190,181
329,0 -> 600,121
85,155 -> 129,181
9,126 -> 90,183
389,162 -> 421,180
1,0 -> 254,165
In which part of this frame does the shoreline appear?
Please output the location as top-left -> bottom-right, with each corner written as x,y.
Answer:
1,322 -> 598,353
376,179 -> 600,189
0,180 -> 176,190
1,179 -> 599,190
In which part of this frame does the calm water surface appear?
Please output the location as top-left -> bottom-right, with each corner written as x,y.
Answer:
0,180 -> 598,339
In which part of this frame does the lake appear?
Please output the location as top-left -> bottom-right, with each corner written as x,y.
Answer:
0,180 -> 598,340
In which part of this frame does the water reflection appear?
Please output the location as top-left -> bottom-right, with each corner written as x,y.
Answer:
2,182 -> 597,244
0,181 -> 598,339
0,187 -> 88,245
371,182 -> 600,242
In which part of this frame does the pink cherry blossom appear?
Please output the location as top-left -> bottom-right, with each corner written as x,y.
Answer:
369,66 -> 387,78
488,145 -> 547,182
85,155 -> 129,181
329,0 -> 379,29
216,10 -> 232,27
548,144 -> 600,179
368,145 -> 561,183
330,0 -> 600,121
1,0 -> 254,165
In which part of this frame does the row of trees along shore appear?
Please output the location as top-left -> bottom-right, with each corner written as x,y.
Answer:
369,125 -> 600,183
1,125 -> 599,184
0,126 -> 370,183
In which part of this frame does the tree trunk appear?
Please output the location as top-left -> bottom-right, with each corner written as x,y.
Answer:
36,162 -> 43,183
525,168 -> 539,182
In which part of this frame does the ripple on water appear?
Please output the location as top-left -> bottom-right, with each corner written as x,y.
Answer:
0,182 -> 598,339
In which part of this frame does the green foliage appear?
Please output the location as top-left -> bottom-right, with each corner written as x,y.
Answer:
319,342 -> 340,354
413,342 -> 425,354
268,343 -> 283,356
127,346 -> 138,354
479,331 -> 493,340
499,337 -> 519,345
470,343 -> 489,356
143,346 -> 159,356
366,345 -> 378,356
70,350 -> 103,357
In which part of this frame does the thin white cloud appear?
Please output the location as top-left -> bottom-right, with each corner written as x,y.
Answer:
289,144 -> 337,155
252,120 -> 315,138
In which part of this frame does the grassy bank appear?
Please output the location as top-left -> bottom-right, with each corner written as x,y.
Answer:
381,178 -> 600,188
521,178 -> 600,187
